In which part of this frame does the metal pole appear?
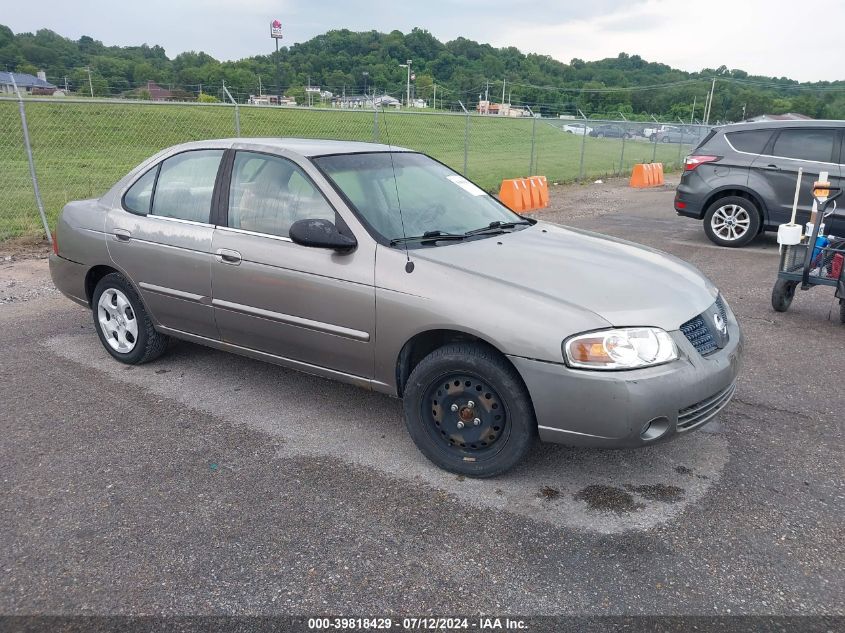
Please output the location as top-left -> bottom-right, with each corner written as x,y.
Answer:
459,101 -> 470,175
577,109 -> 588,183
704,78 -> 716,125
651,132 -> 657,163
529,114 -> 537,174
619,134 -> 626,177
373,103 -> 379,143
86,66 -> 94,97
11,76 -> 52,243
222,81 -> 240,137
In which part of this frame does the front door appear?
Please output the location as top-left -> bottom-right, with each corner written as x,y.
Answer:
106,148 -> 225,339
210,150 -> 376,379
750,127 -> 842,226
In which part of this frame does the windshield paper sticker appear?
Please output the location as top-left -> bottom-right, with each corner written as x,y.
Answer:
446,174 -> 486,196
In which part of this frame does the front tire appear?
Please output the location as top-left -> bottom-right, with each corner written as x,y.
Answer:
402,343 -> 536,478
771,279 -> 798,312
703,196 -> 761,247
92,272 -> 169,364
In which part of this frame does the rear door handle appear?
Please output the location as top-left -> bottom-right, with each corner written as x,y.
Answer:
762,164 -> 781,171
113,229 -> 131,241
215,248 -> 242,265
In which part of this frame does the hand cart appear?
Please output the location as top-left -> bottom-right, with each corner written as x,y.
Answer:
772,184 -> 845,323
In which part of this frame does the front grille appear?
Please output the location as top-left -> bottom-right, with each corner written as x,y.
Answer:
680,315 -> 718,356
680,296 -> 728,357
678,382 -> 736,431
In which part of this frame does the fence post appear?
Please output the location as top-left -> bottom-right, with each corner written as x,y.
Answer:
10,75 -> 52,243
619,134 -> 626,178
373,105 -> 379,143
677,139 -> 683,168
577,124 -> 587,183
222,81 -> 240,137
463,112 -> 470,176
651,133 -> 658,163
529,115 -> 537,174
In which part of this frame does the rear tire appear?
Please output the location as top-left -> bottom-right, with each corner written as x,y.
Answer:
92,272 -> 169,365
703,196 -> 761,247
402,343 -> 536,478
661,136 -> 670,143
771,279 -> 798,312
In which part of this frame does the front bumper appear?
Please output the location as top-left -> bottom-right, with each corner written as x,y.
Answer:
509,318 -> 743,448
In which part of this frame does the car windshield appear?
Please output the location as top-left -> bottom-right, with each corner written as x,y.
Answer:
313,152 -> 525,244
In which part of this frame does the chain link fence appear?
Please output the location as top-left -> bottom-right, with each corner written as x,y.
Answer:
0,97 -> 709,240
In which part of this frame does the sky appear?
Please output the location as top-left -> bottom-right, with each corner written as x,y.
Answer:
6,0 -> 845,82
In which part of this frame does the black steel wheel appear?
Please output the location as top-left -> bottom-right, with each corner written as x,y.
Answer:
771,278 -> 798,313
403,343 -> 536,477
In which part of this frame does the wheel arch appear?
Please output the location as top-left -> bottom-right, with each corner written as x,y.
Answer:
395,329 -> 519,398
702,187 -> 768,232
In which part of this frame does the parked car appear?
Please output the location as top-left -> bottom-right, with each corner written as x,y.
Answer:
675,120 -> 845,247
656,126 -> 705,144
589,124 -> 632,139
50,139 -> 743,477
561,122 -> 592,135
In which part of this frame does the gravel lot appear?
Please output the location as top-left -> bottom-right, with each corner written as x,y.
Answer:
1,178 -> 843,619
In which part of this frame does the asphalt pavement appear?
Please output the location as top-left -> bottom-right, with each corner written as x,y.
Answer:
0,180 -> 842,618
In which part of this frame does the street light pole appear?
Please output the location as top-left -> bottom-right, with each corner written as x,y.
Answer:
399,60 -> 412,107
363,71 -> 369,97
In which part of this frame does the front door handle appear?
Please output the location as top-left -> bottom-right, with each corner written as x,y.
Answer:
113,229 -> 131,241
215,248 -> 242,265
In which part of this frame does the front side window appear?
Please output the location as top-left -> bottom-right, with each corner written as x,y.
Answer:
313,152 -> 521,242
151,150 -> 224,222
228,152 -> 336,238
123,166 -> 157,215
771,129 -> 836,163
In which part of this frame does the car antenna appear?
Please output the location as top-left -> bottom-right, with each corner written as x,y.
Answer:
378,98 -> 414,273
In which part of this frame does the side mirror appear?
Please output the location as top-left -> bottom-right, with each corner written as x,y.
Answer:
289,218 -> 357,252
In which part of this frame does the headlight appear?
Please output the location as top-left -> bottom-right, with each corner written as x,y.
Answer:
563,327 -> 678,370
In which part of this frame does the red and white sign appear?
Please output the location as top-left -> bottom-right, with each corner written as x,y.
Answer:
270,20 -> 283,39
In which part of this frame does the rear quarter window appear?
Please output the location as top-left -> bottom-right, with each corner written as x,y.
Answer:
724,129 -> 773,154
771,128 -> 836,163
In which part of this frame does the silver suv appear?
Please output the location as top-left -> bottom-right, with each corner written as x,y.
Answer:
675,120 -> 845,247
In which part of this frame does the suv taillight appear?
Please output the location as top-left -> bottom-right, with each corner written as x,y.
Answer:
684,155 -> 721,171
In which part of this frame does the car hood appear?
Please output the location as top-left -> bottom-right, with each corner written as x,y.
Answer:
410,222 -> 718,331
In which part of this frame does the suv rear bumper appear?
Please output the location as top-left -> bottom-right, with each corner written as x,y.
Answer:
674,180 -> 707,219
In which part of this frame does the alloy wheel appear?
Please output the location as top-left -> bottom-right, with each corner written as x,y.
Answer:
97,288 -> 138,353
710,204 -> 752,242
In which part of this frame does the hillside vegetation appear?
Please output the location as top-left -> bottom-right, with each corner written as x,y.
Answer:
3,24 -> 845,120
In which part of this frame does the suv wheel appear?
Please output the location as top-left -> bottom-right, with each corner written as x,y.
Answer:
703,196 -> 761,247
92,272 -> 169,364
402,343 -> 536,478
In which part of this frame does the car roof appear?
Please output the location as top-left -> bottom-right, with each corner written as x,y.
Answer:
167,137 -> 413,157
717,120 -> 845,133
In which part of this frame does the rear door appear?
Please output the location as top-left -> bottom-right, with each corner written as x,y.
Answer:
749,127 -> 841,226
106,148 -> 225,339
209,149 -> 376,379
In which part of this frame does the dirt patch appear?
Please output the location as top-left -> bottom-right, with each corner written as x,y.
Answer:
574,485 -> 645,514
538,485 -> 561,500
0,257 -> 57,304
0,236 -> 51,261
624,484 -> 685,504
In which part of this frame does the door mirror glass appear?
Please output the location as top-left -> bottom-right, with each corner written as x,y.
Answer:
289,219 -> 357,252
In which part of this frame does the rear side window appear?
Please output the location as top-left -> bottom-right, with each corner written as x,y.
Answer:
151,150 -> 224,223
123,167 -> 157,215
725,129 -> 772,154
771,129 -> 836,163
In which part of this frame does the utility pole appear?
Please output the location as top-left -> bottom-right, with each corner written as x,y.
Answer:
258,75 -> 262,96
690,95 -> 696,124
502,79 -> 506,106
85,66 -> 94,97
485,79 -> 489,102
433,83 -> 436,110
704,78 -> 716,125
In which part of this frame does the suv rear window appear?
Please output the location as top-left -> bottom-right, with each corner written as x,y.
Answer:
725,129 -> 772,154
771,128 -> 836,163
